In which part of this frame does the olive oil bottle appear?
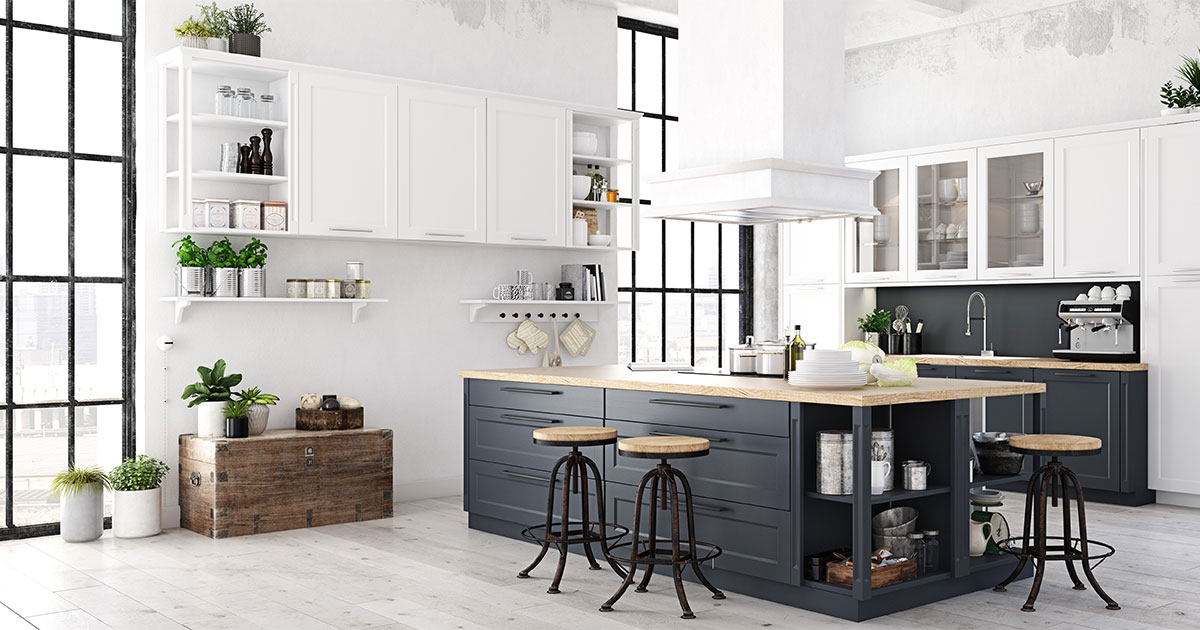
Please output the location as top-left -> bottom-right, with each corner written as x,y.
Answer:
787,325 -> 806,372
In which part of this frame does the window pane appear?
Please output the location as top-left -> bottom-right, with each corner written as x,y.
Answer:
722,224 -> 742,288
14,407 -> 68,526
637,219 -> 662,288
14,282 -> 68,404
634,292 -> 662,363
665,36 -> 678,115
664,220 -> 691,288
695,223 -> 719,288
73,405 -> 120,518
723,295 -> 743,365
76,37 -> 123,156
640,118 -> 662,181
75,284 -> 122,400
634,32 -> 662,114
617,292 -> 632,364
618,250 -> 632,287
665,293 -> 690,364
617,27 -> 632,111
75,160 -> 124,276
15,0 -> 67,27
694,293 -> 719,370
665,120 -> 679,172
14,29 -> 67,151
76,0 -> 124,35
13,156 -> 68,276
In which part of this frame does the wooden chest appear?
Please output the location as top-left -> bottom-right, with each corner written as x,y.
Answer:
179,428 -> 393,538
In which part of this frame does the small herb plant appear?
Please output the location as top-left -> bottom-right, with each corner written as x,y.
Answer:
173,235 -> 209,267
237,387 -> 279,406
227,3 -> 271,36
224,398 -> 251,420
50,466 -> 111,497
196,2 -> 230,38
174,16 -> 211,38
182,359 -> 243,407
207,238 -> 239,268
857,308 -> 893,334
1160,80 -> 1199,109
110,456 -> 170,492
236,238 -> 268,268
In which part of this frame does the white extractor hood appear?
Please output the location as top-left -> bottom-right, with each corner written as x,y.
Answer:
643,0 -> 878,224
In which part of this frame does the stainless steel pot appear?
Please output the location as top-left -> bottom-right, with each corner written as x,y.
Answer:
727,336 -> 757,374
755,342 -> 787,375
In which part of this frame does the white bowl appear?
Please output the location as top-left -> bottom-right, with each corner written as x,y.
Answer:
573,132 -> 599,156
588,234 -> 612,247
572,175 -> 592,200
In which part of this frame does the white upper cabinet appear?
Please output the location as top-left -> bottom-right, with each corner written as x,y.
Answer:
296,71 -> 398,239
908,148 -> 977,282
487,98 -> 567,246
1145,122 -> 1200,276
844,157 -> 908,284
781,219 -> 841,285
977,140 -> 1054,280
1053,129 -> 1141,278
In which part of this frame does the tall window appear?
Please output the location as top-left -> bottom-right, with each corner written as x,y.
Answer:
616,18 -> 753,369
0,1 -> 134,539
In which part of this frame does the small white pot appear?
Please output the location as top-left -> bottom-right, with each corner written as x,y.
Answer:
60,485 -> 104,543
196,400 -> 227,438
206,37 -> 227,52
113,487 -> 162,538
247,404 -> 271,435
179,35 -> 208,49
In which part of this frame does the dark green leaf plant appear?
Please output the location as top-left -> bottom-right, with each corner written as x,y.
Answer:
224,398 -> 251,420
181,359 -> 243,407
207,238 -> 239,268
110,455 -> 171,492
173,235 -> 209,268
236,238 -> 268,268
857,308 -> 893,334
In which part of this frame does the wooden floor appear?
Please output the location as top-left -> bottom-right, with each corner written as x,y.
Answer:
0,495 -> 1197,629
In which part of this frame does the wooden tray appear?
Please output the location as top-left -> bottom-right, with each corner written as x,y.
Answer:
295,407 -> 364,430
826,556 -> 917,589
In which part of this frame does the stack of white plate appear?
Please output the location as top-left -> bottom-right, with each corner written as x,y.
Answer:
788,349 -> 867,389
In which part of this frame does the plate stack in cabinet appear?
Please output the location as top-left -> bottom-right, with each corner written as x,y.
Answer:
567,112 -> 640,251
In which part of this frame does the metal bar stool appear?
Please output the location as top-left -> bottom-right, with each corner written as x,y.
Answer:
600,435 -> 724,620
517,426 -> 628,594
993,433 -> 1119,612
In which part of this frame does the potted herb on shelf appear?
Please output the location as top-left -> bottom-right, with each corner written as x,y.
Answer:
1159,80 -> 1198,115
110,455 -> 170,539
173,235 -> 210,296
50,466 -> 111,543
173,16 -> 211,49
237,387 -> 279,435
237,237 -> 268,297
224,399 -> 251,438
857,308 -> 892,347
226,3 -> 271,57
197,2 -> 230,52
207,238 -> 239,297
182,359 -> 243,437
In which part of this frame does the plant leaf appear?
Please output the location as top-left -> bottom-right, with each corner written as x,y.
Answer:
211,359 -> 226,382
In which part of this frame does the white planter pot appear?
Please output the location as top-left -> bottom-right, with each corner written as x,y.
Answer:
206,37 -> 227,52
179,35 -> 208,49
113,487 -> 162,538
60,485 -> 104,542
247,404 -> 270,435
196,401 -> 227,438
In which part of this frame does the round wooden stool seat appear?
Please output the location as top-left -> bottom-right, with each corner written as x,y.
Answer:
532,426 -> 618,446
618,436 -> 710,459
1009,434 -> 1102,457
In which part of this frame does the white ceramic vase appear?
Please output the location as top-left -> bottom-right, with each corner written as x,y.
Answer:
196,401 -> 227,438
247,404 -> 270,436
206,37 -> 227,52
60,485 -> 104,542
113,487 -> 161,538
179,35 -> 208,49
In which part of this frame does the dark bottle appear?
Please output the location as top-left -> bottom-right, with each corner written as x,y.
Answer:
238,144 -> 252,174
248,136 -> 263,174
787,324 -> 806,372
260,128 -> 274,175
556,282 -> 574,301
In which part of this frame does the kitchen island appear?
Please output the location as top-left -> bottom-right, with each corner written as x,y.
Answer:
461,366 -> 1046,621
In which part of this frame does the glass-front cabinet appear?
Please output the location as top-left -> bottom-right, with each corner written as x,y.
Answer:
909,149 -> 976,282
845,156 -> 908,284
977,140 -> 1053,279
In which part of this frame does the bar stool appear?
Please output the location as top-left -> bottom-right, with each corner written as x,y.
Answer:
993,433 -> 1119,612
517,426 -> 628,593
600,436 -> 724,620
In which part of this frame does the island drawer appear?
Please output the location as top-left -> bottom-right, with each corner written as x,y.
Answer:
607,488 -> 793,585
604,419 -> 789,510
467,459 -> 598,527
467,406 -> 605,472
469,379 -> 603,418
605,390 -> 789,437
916,364 -> 955,378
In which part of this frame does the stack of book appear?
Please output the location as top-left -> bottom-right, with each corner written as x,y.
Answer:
561,264 -> 607,301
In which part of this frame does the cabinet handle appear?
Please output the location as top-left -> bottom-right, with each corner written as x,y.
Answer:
691,503 -> 727,513
425,230 -> 465,238
510,234 -> 549,242
1171,277 -> 1200,283
1052,372 -> 1096,377
647,399 -> 727,409
1172,268 -> 1200,273
1074,270 -> 1115,276
996,272 -> 1033,277
499,414 -> 562,425
500,387 -> 561,396
502,469 -> 552,484
329,225 -> 376,233
648,430 -> 726,443
971,368 -> 1011,374
924,274 -> 957,279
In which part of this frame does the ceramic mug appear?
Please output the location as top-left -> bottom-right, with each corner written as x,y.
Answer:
871,461 -> 892,495
492,284 -> 519,300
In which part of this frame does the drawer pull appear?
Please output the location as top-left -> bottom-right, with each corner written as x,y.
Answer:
691,503 -> 727,513
500,387 -> 561,396
1052,372 -> 1096,378
500,414 -> 562,425
328,225 -> 376,233
648,430 -> 726,443
425,230 -> 465,238
647,399 -> 727,409
971,368 -> 1011,374
501,470 -> 553,484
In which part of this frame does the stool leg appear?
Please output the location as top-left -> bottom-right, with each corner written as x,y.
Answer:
584,456 -> 628,578
576,455 -> 602,571
663,470 -> 695,620
547,457 -> 574,594
600,468 -> 656,613
635,470 -> 660,593
1064,467 -> 1120,611
672,467 -> 724,600
1058,467 -> 1086,591
1021,467 -> 1054,612
519,454 -> 568,579
995,464 -> 1045,592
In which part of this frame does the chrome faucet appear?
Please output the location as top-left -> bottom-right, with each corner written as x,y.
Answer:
965,291 -> 993,356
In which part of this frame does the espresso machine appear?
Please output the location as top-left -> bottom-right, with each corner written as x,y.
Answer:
1053,295 -> 1138,362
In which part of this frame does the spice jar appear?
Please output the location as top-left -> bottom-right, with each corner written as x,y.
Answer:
606,189 -> 620,203
215,85 -> 234,116
234,87 -> 256,118
257,93 -> 275,121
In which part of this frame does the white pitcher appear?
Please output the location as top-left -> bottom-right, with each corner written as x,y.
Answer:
969,520 -> 992,557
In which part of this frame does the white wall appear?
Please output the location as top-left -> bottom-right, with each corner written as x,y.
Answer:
136,0 -> 618,525
845,0 -> 1200,154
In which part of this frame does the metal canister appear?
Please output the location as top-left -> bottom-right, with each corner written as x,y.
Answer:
306,279 -> 327,299
286,279 -> 306,299
355,279 -> 371,299
325,279 -> 341,298
901,460 -> 931,491
346,261 -> 364,280
341,279 -> 358,299
816,430 -> 853,495
872,429 -> 895,492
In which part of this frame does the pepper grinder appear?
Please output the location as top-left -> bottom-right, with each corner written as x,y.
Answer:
237,144 -> 252,174
260,128 -> 273,176
248,136 -> 263,174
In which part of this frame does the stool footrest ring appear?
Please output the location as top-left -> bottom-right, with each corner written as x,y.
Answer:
996,535 -> 1116,567
606,539 -> 722,566
520,522 -> 629,546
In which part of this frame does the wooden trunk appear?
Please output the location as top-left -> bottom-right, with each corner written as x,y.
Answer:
295,407 -> 364,431
179,428 -> 392,539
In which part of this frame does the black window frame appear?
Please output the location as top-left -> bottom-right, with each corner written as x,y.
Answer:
617,17 -> 753,368
0,0 -> 136,540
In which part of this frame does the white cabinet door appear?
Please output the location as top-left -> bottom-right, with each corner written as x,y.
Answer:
296,72 -> 398,239
1145,122 -> 1200,276
781,220 -> 841,285
1053,130 -> 1140,278
844,156 -> 908,284
977,139 -> 1054,280
780,285 -> 843,351
397,87 -> 486,242
908,148 -> 977,283
487,98 -> 567,246
1145,276 -> 1200,494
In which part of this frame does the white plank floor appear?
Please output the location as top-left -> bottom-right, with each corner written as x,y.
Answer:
0,495 -> 1197,629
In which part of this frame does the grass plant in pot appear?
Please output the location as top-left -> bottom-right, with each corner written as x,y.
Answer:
224,399 -> 251,438
50,466 -> 111,543
110,455 -> 170,539
173,235 -> 209,296
183,359 -> 243,437
207,238 -> 239,297
237,238 -> 268,297
857,308 -> 892,348
197,2 -> 230,52
237,387 -> 279,435
226,3 -> 271,57
174,16 -> 211,49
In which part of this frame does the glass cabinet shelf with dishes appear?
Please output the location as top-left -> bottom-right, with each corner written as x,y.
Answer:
909,149 -> 976,282
569,111 -> 641,251
977,140 -> 1054,280
845,156 -> 909,284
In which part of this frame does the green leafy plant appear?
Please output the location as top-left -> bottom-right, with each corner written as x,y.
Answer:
110,456 -> 170,492
196,2 -> 230,38
181,359 -> 243,407
236,386 -> 279,406
226,3 -> 271,36
207,238 -> 238,268
1178,50 -> 1200,92
174,16 -> 211,38
173,235 -> 209,267
50,466 -> 111,497
1160,80 -> 1199,108
236,238 -> 268,268
223,398 -> 251,420
857,308 -> 893,334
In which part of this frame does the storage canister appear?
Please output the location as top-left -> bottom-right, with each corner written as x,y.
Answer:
191,199 -> 207,228
901,460 -> 930,491
727,336 -> 757,374
816,429 -> 853,495
286,279 -> 306,299
355,279 -> 371,299
341,279 -> 358,299
261,201 -> 288,231
872,428 -> 895,492
205,198 -> 230,228
231,200 -> 261,230
306,279 -> 327,299
324,279 -> 341,298
346,261 -> 364,280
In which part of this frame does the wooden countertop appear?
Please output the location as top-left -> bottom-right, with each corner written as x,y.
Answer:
906,355 -> 1147,372
460,365 -> 1045,407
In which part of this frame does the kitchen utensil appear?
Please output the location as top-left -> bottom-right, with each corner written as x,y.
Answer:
871,461 -> 892,495
516,269 -> 533,285
1116,284 -> 1132,299
755,341 -> 788,376
572,131 -> 599,155
873,215 -> 891,244
955,177 -> 969,202
588,234 -> 613,247
572,175 -> 592,200
728,336 -> 757,374
901,460 -> 930,490
559,317 -> 596,357
1101,286 -> 1117,300
1023,180 -> 1043,195
969,488 -> 1004,506
937,179 -> 958,203
873,506 -> 919,536
492,284 -> 519,300
971,432 -> 1026,475
871,429 -> 894,492
550,317 -> 562,366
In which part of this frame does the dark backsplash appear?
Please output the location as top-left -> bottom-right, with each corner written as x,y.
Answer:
875,282 -> 1139,358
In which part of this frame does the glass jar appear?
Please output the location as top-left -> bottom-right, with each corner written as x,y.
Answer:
215,85 -> 234,116
923,530 -> 940,573
907,532 -> 927,575
258,94 -> 275,121
234,87 -> 256,118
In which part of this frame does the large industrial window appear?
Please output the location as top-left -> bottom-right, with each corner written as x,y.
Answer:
0,1 -> 135,539
616,17 -> 753,369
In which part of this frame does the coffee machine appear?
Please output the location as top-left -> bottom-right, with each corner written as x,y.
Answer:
1053,297 -> 1138,362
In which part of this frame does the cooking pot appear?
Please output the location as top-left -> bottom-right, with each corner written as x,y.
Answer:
727,336 -> 757,374
755,341 -> 788,376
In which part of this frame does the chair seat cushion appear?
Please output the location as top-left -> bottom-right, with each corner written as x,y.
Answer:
532,426 -> 617,445
1009,433 -> 1102,455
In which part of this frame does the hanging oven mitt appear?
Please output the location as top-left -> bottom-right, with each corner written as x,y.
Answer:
560,317 -> 597,357
506,327 -> 530,355
516,320 -> 549,354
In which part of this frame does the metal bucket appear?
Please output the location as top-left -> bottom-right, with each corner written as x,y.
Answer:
816,430 -> 853,495
239,268 -> 265,297
211,267 -> 239,297
177,266 -> 208,296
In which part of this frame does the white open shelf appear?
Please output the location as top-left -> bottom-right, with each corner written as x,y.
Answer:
459,299 -> 614,323
167,170 -> 288,185
571,154 -> 631,167
162,297 -> 387,324
167,112 -> 289,130
570,199 -> 632,211
163,227 -> 300,238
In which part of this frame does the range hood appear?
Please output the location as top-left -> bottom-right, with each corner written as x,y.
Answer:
644,0 -> 878,225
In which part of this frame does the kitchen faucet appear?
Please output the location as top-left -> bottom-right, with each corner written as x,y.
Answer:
965,291 -> 994,357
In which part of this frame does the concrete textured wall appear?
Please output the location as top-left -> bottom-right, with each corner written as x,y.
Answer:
845,0 -> 1200,155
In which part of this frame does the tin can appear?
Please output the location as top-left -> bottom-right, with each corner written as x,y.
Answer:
346,261 -> 364,280
205,198 -> 230,228
261,201 -> 288,231
355,279 -> 371,299
341,279 -> 357,299
325,279 -> 341,298
231,200 -> 261,230
306,279 -> 327,299
872,429 -> 895,492
191,199 -> 208,228
286,279 -> 306,299
816,430 -> 853,495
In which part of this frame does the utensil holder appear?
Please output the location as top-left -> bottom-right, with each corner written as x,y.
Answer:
903,332 -> 922,355
884,332 -> 903,355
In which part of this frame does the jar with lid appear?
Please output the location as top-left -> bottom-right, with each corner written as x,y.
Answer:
214,85 -> 234,116
922,530 -> 940,573
257,94 -> 275,121
907,532 -> 927,575
234,87 -> 256,118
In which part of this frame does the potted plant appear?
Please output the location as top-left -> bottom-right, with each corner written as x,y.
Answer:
237,237 -> 268,297
207,237 -> 239,297
226,3 -> 271,57
173,235 -> 209,296
173,16 -> 211,49
110,455 -> 170,539
182,359 -> 243,437
50,466 -> 110,542
1159,80 -> 1198,115
237,387 -> 279,435
197,2 -> 230,52
224,399 -> 251,438
857,308 -> 892,347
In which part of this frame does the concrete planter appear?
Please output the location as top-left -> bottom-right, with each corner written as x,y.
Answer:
247,404 -> 271,435
113,487 -> 162,538
197,400 -> 227,438
60,485 -> 104,543
206,37 -> 227,52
